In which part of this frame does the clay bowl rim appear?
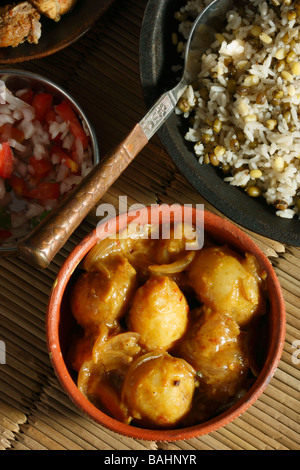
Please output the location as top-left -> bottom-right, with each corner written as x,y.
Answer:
46,205 -> 286,442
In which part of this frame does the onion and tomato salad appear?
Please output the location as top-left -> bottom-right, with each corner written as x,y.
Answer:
0,81 -> 94,245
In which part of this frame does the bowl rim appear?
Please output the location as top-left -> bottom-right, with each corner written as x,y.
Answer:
46,205 -> 286,442
0,68 -> 100,255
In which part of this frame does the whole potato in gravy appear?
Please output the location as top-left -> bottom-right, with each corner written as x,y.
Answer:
122,352 -> 196,428
177,308 -> 249,406
188,246 -> 265,328
68,223 -> 268,430
70,255 -> 137,331
127,276 -> 189,351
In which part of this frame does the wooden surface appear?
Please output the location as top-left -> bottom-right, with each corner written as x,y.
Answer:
0,0 -> 299,451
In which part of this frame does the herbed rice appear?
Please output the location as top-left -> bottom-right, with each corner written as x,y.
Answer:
174,0 -> 300,219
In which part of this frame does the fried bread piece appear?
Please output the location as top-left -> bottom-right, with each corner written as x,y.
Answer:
0,2 -> 41,48
58,0 -> 77,16
29,0 -> 77,21
29,0 -> 59,21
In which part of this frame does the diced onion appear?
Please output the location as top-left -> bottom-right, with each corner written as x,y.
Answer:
148,251 -> 196,274
0,81 -> 93,246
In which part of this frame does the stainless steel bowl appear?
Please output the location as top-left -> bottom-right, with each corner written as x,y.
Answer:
0,69 -> 100,255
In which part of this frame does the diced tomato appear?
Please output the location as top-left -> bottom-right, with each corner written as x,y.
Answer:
0,142 -> 13,179
8,174 -> 27,198
20,89 -> 34,105
63,156 -> 79,173
45,107 -> 56,124
0,124 -> 25,143
29,156 -> 53,179
32,93 -> 53,122
26,182 -> 60,200
11,126 -> 25,143
51,146 -> 67,161
0,229 -> 11,240
52,132 -> 63,142
55,100 -> 89,148
51,146 -> 79,173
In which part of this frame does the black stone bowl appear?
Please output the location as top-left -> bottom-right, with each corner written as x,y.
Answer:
0,0 -> 115,64
139,0 -> 300,246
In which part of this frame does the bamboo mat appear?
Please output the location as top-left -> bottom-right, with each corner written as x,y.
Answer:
0,0 -> 299,451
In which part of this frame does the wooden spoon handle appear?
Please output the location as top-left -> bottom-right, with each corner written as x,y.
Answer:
17,124 -> 148,269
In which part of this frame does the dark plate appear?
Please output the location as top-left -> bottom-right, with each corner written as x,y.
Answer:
0,0 -> 116,64
139,0 -> 300,246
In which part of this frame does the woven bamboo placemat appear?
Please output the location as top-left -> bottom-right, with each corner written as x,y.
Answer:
0,0 -> 299,451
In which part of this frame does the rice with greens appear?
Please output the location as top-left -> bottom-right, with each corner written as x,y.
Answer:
174,0 -> 300,219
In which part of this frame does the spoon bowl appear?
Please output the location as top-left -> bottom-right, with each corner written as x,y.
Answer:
182,0 -> 233,84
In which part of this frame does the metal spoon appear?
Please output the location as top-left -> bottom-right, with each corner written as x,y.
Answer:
18,0 -> 232,268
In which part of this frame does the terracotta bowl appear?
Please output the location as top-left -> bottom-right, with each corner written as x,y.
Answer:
46,205 -> 286,442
